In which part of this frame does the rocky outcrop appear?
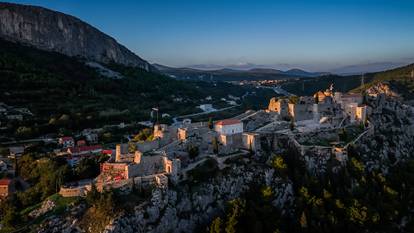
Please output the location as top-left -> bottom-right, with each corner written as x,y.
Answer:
34,161 -> 295,233
355,95 -> 414,173
0,2 -> 153,71
366,82 -> 401,99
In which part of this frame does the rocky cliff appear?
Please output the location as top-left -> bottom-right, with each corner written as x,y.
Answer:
0,2 -> 153,71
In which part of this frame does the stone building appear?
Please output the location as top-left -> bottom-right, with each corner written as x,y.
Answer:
177,122 -> 209,141
314,85 -> 334,103
268,97 -> 289,118
214,119 -> 244,152
242,132 -> 260,152
344,103 -> 368,123
215,119 -> 243,135
288,103 -> 314,121
334,92 -> 363,107
97,144 -> 181,191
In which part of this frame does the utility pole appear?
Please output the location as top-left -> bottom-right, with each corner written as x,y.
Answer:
361,73 -> 365,87
151,107 -> 159,125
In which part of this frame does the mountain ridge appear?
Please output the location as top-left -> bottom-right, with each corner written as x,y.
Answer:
152,63 -> 325,81
0,2 -> 154,71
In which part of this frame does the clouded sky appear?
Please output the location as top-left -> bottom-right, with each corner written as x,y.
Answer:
6,0 -> 414,71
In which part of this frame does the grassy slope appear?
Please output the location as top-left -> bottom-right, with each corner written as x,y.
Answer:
282,63 -> 414,98
281,74 -> 374,96
351,63 -> 414,99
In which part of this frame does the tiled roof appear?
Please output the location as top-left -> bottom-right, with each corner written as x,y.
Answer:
68,145 -> 102,153
0,178 -> 11,186
215,119 -> 241,126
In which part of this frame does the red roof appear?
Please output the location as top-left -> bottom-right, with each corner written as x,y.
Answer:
102,150 -> 113,155
215,119 -> 241,126
0,179 -> 11,186
68,145 -> 102,154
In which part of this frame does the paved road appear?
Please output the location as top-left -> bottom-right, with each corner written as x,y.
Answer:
257,85 -> 294,96
0,138 -> 56,146
172,104 -> 241,126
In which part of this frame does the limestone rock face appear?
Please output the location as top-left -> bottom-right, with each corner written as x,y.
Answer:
0,3 -> 153,71
366,82 -> 400,98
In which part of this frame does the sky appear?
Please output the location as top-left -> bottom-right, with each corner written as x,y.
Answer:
5,0 -> 414,71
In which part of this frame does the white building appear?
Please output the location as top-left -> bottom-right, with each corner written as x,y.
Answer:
215,119 -> 243,135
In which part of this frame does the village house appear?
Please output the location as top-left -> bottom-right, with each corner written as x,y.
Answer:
9,146 -> 24,158
66,145 -> 103,166
0,178 -> 14,199
59,136 -> 75,148
81,128 -> 100,144
215,119 -> 243,147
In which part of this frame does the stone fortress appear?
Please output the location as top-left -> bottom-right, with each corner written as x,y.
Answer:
60,84 -> 374,196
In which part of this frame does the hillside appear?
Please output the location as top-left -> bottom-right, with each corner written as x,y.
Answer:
351,63 -> 414,99
280,74 -> 372,96
0,39 -> 275,138
0,2 -> 154,71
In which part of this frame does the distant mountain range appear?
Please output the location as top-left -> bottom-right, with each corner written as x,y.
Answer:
0,2 -> 154,71
153,63 -> 328,81
155,61 -> 414,81
329,62 -> 411,75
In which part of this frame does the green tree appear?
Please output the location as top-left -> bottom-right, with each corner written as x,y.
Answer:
225,199 -> 246,233
133,128 -> 153,142
209,217 -> 222,233
86,184 -> 100,206
15,126 -> 33,139
187,145 -> 199,159
75,158 -> 100,180
1,204 -> 20,228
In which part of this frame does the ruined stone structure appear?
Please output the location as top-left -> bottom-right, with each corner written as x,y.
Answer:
97,144 -> 181,191
288,103 -> 314,121
242,132 -> 261,151
268,97 -> 289,118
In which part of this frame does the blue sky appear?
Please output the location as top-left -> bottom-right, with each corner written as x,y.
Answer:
5,0 -> 414,71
